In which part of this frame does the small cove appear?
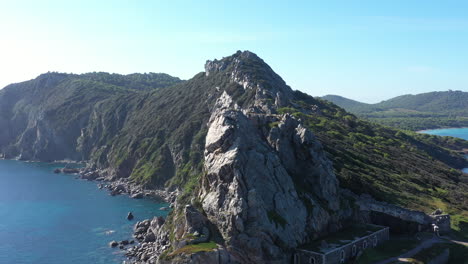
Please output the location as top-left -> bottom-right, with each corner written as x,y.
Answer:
420,127 -> 468,173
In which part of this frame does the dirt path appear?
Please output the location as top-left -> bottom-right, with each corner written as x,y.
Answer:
441,236 -> 468,247
450,240 -> 468,246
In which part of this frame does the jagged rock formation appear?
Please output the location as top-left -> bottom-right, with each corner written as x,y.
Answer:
205,51 -> 292,109
152,53 -> 352,263
202,93 -> 308,262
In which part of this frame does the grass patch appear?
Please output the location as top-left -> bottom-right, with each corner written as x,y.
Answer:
410,243 -> 448,263
268,121 -> 280,128
167,241 -> 218,257
267,210 -> 287,229
450,213 -> 468,240
357,236 -> 420,264
402,242 -> 468,264
446,242 -> 468,264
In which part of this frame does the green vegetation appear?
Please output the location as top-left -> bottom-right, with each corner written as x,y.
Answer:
322,91 -> 468,130
79,72 -> 231,189
267,210 -> 288,229
451,215 -> 468,240
268,121 -> 280,128
357,236 -> 420,264
167,241 -> 218,257
446,243 -> 468,264
321,95 -> 376,113
409,243 -> 448,263
367,116 -> 468,131
286,92 -> 468,222
402,242 -> 468,264
359,238 -> 468,264
81,72 -> 183,91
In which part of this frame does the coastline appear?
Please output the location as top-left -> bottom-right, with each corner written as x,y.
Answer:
417,127 -> 468,171
416,126 -> 468,133
0,157 -> 176,204
78,166 -> 177,204
0,158 -> 175,263
76,167 -> 176,263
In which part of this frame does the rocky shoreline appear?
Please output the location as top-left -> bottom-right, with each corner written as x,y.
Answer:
53,164 -> 176,263
0,158 -> 174,263
106,216 -> 168,264
78,167 -> 177,203
47,162 -> 176,203
123,216 -> 170,264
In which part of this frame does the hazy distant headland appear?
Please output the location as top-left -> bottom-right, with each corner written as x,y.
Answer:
322,91 -> 468,131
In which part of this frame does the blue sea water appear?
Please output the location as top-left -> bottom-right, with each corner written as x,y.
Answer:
0,160 -> 168,264
421,127 -> 468,173
422,127 -> 468,140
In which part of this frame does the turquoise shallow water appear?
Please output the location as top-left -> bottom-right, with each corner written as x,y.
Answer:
0,160 -> 168,264
422,127 -> 468,140
421,127 -> 468,173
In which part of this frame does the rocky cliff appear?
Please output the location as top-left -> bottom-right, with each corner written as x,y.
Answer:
0,72 -> 182,162
143,52 -> 357,263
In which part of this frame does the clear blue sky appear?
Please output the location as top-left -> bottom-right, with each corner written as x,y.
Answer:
1,0 -> 467,103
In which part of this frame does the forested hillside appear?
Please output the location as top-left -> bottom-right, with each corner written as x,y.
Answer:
323,91 -> 468,130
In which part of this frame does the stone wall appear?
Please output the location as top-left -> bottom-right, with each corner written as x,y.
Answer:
294,250 -> 325,264
368,211 -> 428,234
325,226 -> 389,264
294,226 -> 389,264
431,214 -> 451,234
356,194 -> 432,234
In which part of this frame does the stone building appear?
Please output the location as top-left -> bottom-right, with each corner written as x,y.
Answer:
294,225 -> 390,264
429,209 -> 451,234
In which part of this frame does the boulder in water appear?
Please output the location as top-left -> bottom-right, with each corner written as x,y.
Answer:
127,212 -> 134,220
62,168 -> 80,174
109,241 -> 119,248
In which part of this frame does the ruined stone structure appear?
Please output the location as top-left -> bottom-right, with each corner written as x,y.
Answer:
294,225 -> 390,264
430,210 -> 451,234
355,193 -> 433,234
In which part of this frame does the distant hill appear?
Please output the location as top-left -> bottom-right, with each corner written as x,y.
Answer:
322,91 -> 468,130
321,95 -> 375,113
377,91 -> 468,116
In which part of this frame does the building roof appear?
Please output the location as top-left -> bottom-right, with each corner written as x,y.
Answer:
300,224 -> 386,254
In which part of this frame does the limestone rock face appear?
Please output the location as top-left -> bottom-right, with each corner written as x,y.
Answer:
266,114 -> 340,211
205,51 -> 293,109
173,205 -> 211,248
152,52 -> 352,263
196,91 -> 345,263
